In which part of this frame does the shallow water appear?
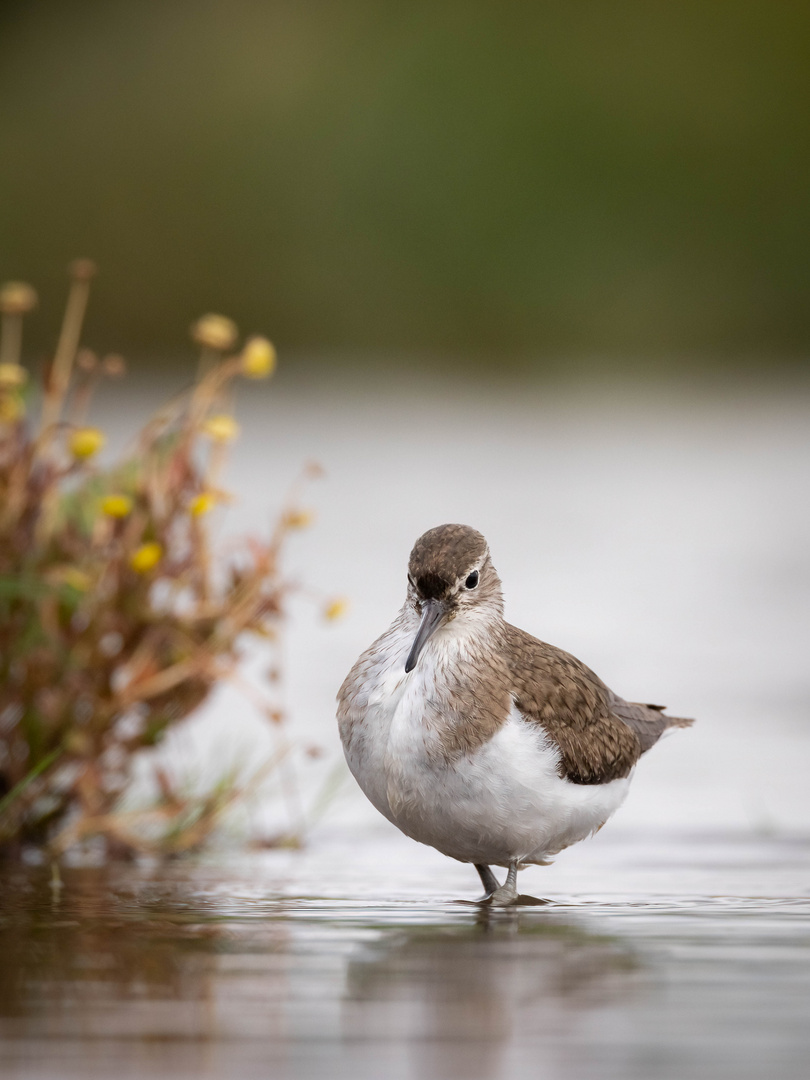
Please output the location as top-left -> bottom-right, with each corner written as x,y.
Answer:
2,829 -> 809,1080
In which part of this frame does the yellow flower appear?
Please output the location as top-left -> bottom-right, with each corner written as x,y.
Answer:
283,508 -> 315,530
0,281 -> 38,315
130,542 -> 163,573
0,363 -> 28,387
189,491 -> 217,516
324,597 -> 349,621
191,313 -> 238,351
101,494 -> 133,518
45,566 -> 92,592
70,427 -> 106,460
0,393 -> 25,422
241,336 -> 277,379
62,568 -> 92,592
64,730 -> 92,757
202,414 -> 240,442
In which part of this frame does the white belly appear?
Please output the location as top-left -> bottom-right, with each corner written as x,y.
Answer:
340,636 -> 630,867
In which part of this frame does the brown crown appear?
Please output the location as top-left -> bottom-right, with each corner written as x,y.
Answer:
408,524 -> 488,597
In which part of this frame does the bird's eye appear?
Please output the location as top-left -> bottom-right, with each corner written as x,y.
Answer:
407,574 -> 416,589
465,570 -> 479,590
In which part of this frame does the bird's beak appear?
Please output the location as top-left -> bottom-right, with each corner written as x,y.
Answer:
405,598 -> 447,673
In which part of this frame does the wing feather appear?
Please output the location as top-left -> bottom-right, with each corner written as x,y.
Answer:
502,624 -> 691,785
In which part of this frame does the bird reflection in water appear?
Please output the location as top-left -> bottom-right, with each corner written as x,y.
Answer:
342,905 -> 635,1080
0,865 -> 636,1080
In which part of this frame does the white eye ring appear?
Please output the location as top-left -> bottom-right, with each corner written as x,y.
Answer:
464,570 -> 479,589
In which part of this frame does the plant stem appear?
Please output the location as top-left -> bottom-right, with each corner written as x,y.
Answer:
0,747 -> 63,823
40,263 -> 95,436
0,312 -> 22,366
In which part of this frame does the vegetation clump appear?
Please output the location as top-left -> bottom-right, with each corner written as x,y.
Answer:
0,261 -> 329,859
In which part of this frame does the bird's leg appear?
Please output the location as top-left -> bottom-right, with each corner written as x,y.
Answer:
488,862 -> 520,906
474,863 -> 500,899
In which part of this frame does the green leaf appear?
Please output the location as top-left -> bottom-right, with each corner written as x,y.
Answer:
0,747 -> 63,823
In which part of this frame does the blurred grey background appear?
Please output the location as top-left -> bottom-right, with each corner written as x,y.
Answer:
1,0 -> 810,372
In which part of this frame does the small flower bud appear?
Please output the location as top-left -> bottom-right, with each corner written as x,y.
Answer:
101,494 -> 133,518
0,393 -> 25,422
283,508 -> 315,530
202,414 -> 240,442
0,363 -> 28,388
64,730 -> 93,756
130,542 -> 163,573
63,568 -> 92,592
69,259 -> 98,282
191,313 -> 238,351
189,492 -> 217,516
241,336 -> 277,379
101,353 -> 126,377
75,348 -> 97,372
69,427 -> 106,460
0,282 -> 38,315
324,597 -> 349,621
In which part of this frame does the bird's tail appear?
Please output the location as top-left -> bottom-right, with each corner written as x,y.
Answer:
664,714 -> 695,730
643,703 -> 695,730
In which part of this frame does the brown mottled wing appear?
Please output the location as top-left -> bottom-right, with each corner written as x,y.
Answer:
502,624 -> 690,785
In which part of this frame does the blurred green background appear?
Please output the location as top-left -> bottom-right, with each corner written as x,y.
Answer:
1,0 -> 809,371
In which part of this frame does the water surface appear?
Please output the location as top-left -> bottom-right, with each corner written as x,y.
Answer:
2,829 -> 809,1080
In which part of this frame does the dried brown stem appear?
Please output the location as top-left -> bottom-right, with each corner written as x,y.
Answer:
39,261 -> 96,437
0,313 -> 22,366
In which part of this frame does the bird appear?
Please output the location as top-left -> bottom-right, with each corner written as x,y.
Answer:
337,523 -> 694,905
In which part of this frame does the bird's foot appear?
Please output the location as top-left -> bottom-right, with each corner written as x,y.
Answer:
467,862 -> 550,906
484,862 -> 520,906
458,891 -> 551,907
488,882 -> 520,906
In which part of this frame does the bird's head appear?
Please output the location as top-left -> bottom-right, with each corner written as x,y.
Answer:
404,523 -> 503,673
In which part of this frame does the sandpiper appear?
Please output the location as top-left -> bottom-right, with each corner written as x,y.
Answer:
337,524 -> 693,905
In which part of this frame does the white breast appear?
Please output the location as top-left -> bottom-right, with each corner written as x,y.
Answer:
338,614 -> 630,867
